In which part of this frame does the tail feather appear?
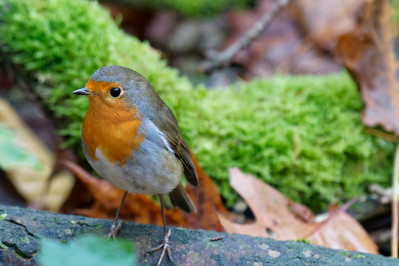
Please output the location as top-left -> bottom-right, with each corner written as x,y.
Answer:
169,183 -> 197,213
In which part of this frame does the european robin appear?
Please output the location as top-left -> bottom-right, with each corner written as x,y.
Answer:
72,65 -> 198,265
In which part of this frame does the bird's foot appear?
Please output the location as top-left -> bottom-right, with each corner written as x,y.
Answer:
147,229 -> 173,266
107,220 -> 123,239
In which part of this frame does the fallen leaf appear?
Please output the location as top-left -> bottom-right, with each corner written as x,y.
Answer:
295,0 -> 399,135
294,0 -> 368,50
184,155 -> 230,231
288,199 -> 315,223
335,0 -> 399,135
306,202 -> 378,254
0,99 -> 74,211
61,155 -> 229,231
218,168 -> 378,254
39,235 -> 137,266
0,125 -> 41,171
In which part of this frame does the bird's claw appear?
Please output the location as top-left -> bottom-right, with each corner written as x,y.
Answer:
147,229 -> 173,266
107,220 -> 123,239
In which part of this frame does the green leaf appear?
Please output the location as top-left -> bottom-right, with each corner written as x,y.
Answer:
38,235 -> 138,266
0,241 -> 8,250
0,125 -> 42,171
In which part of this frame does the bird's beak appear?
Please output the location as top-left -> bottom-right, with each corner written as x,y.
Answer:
72,87 -> 93,95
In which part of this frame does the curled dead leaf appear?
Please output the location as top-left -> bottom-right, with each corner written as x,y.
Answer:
218,168 -> 378,254
0,99 -> 74,211
296,0 -> 399,135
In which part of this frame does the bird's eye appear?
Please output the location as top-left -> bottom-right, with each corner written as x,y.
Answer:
110,87 -> 121,98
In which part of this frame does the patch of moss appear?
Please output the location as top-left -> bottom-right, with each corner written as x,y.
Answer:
0,0 -> 194,149
118,0 -> 248,17
354,254 -> 366,258
393,0 -> 399,24
183,74 -> 394,210
0,0 -> 394,211
296,239 -> 310,244
0,240 -> 8,250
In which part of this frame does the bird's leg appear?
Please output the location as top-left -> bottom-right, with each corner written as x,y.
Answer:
107,191 -> 128,239
147,194 -> 173,266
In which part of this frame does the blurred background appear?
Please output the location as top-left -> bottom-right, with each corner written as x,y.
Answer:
0,0 -> 398,258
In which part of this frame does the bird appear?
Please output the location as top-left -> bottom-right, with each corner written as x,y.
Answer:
72,65 -> 198,265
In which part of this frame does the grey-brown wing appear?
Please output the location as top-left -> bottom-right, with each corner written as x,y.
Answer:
165,130 -> 198,187
152,101 -> 199,187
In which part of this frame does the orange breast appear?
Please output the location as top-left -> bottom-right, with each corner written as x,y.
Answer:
82,95 -> 145,165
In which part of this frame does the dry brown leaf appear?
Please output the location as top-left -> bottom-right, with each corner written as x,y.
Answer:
306,203 -> 378,254
295,0 -> 368,49
0,99 -> 74,211
296,0 -> 399,134
218,168 -> 315,239
61,155 -> 228,231
288,199 -> 315,223
184,155 -> 230,231
335,0 -> 399,135
218,168 -> 378,254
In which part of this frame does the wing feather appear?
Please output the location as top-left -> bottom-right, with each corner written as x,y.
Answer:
165,133 -> 198,186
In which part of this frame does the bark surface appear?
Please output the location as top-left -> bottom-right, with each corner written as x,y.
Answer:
0,205 -> 397,265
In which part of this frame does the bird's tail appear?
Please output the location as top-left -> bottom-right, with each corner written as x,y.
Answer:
169,183 -> 197,213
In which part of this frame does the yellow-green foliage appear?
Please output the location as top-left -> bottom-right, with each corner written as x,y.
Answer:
0,0 -> 194,147
393,0 -> 399,23
184,75 -> 394,210
0,0 -> 394,211
119,0 -> 247,17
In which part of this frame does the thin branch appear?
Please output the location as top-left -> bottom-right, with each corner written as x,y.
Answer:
391,142 -> 399,258
364,127 -> 398,143
199,0 -> 290,73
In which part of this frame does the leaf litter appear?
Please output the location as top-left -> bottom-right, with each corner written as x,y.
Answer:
218,168 -> 379,254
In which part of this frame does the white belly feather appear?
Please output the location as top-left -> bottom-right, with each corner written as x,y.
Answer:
84,120 -> 183,195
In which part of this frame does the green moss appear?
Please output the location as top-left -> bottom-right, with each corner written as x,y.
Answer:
119,0 -> 248,17
296,239 -> 310,244
207,241 -> 218,248
0,0 -> 395,211
0,240 -> 8,250
20,237 -> 30,244
340,251 -> 351,257
0,0 -> 194,149
393,0 -> 399,24
184,75 -> 395,210
193,253 -> 199,263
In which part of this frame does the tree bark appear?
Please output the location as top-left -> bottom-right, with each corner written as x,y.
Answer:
0,204 -> 397,265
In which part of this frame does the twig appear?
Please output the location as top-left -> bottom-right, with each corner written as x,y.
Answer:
364,127 -> 397,143
391,142 -> 399,258
370,184 -> 392,204
209,236 -> 224,241
199,0 -> 290,73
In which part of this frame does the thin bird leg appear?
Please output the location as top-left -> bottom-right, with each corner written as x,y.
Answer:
107,191 -> 128,239
147,194 -> 173,266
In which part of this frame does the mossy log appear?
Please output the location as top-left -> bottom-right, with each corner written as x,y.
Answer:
0,205 -> 397,265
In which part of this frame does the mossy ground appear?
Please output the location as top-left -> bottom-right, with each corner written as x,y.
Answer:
0,0 -> 394,211
183,75 -> 394,209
